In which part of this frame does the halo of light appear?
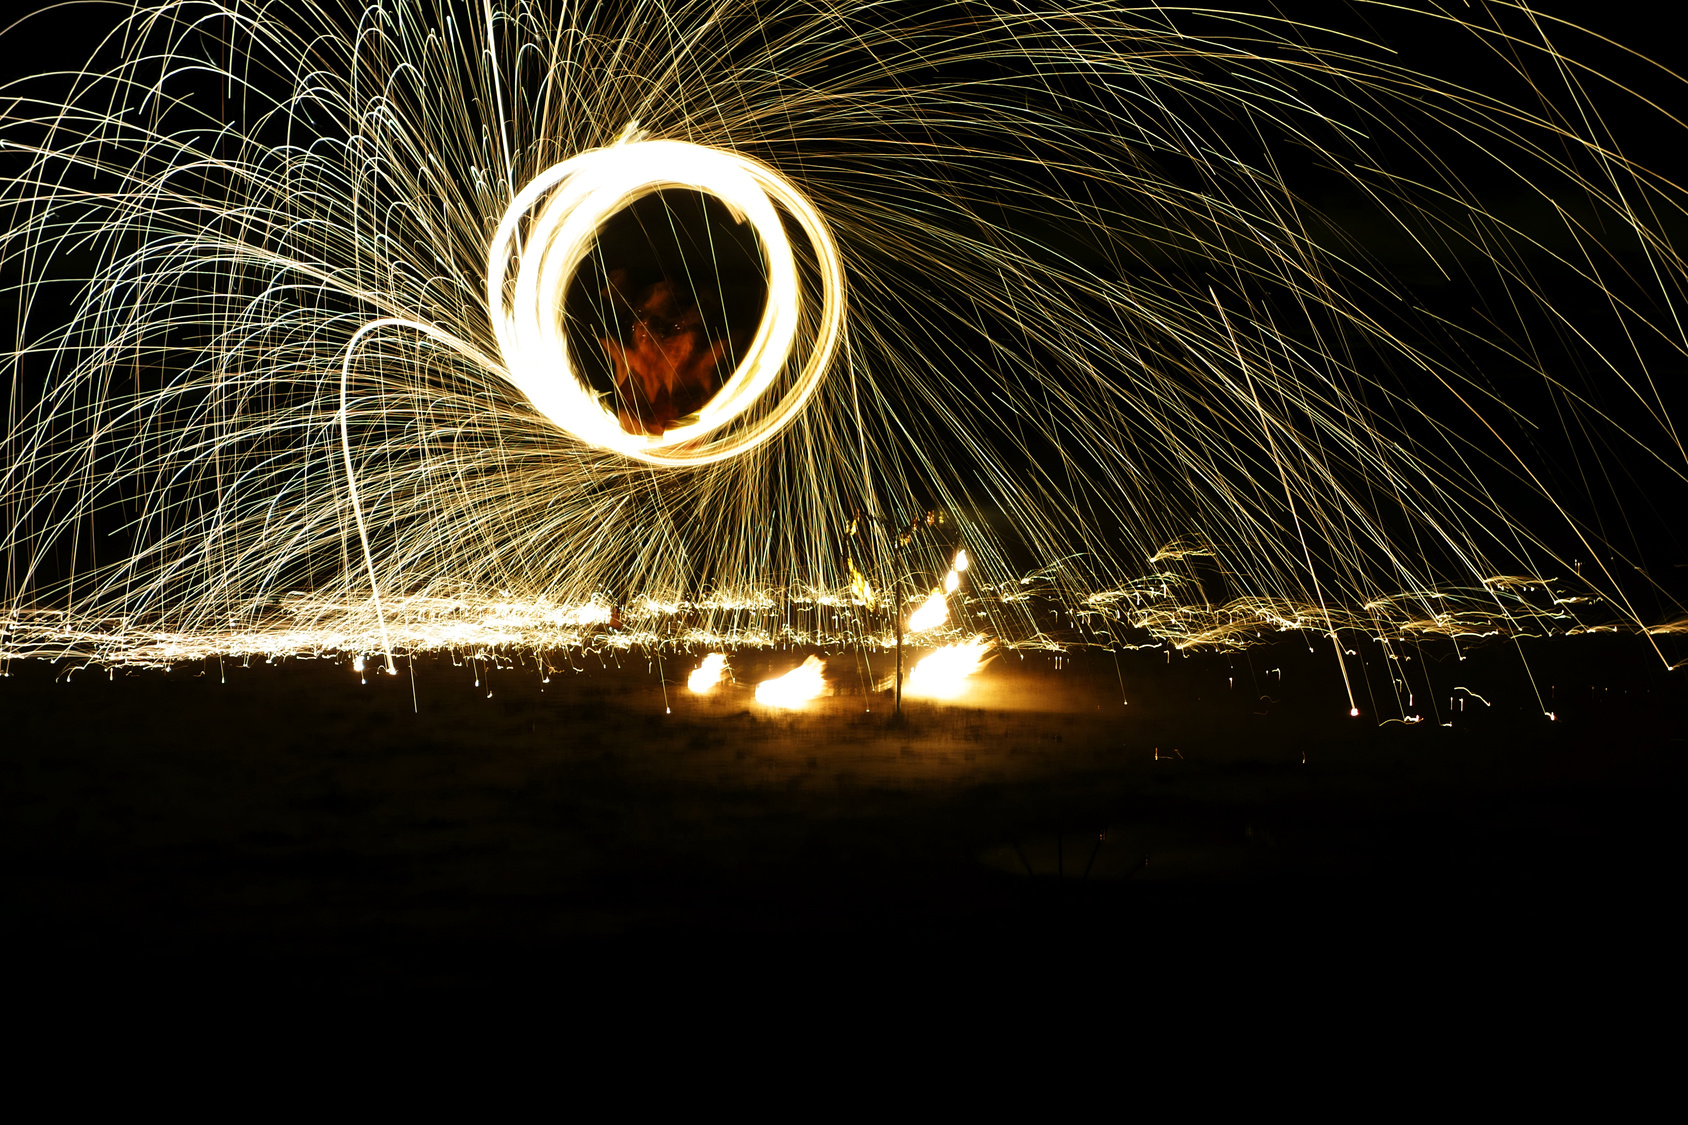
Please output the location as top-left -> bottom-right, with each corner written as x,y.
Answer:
486,137 -> 844,466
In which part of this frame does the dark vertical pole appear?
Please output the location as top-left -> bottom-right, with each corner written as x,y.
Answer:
894,539 -> 904,719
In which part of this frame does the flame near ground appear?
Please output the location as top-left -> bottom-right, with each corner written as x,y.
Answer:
754,655 -> 827,708
905,638 -> 996,701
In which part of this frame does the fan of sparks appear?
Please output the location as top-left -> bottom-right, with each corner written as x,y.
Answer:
2,0 -> 1685,680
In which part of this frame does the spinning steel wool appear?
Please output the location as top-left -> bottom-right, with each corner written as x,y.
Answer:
3,2 -> 1684,704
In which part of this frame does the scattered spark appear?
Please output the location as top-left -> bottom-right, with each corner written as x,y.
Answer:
0,2 -> 1681,679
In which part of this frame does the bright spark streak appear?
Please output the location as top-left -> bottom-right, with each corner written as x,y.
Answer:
2,1 -> 1684,688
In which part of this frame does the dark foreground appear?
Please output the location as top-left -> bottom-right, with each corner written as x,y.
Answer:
3,635 -> 1683,1003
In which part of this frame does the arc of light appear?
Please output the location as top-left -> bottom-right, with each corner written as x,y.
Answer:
1212,289 -> 1358,718
340,317 -> 503,675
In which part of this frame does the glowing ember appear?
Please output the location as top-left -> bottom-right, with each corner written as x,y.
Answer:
688,652 -> 729,693
755,654 -> 826,707
905,637 -> 994,700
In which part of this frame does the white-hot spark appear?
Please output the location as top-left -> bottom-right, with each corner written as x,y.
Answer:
2,0 -> 1684,710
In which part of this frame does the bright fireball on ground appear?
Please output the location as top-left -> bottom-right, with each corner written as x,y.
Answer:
905,637 -> 995,700
755,655 -> 826,707
689,652 -> 729,693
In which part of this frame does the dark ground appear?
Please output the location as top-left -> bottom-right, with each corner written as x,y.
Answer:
2,635 -> 1682,1005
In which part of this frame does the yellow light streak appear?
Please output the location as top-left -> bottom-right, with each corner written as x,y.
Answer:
0,1 -> 1681,688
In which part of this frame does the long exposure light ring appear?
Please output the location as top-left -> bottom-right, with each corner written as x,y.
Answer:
486,137 -> 844,466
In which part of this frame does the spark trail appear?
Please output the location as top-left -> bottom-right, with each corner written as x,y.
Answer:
2,2 -> 1684,698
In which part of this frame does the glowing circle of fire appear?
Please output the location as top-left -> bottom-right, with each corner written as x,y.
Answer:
486,137 -> 845,466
